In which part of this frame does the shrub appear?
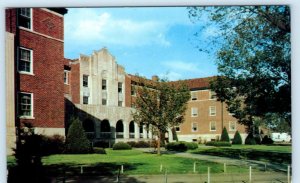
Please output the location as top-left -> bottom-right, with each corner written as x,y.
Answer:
245,133 -> 256,145
232,131 -> 243,145
93,141 -> 110,148
113,142 -> 132,150
184,142 -> 198,150
127,141 -> 137,147
220,127 -> 230,142
65,117 -> 92,154
40,134 -> 65,155
93,147 -> 106,154
205,141 -> 232,147
261,135 -> 274,144
254,136 -> 262,144
165,142 -> 188,152
136,141 -> 151,148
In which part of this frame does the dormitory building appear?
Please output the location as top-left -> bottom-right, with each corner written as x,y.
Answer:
5,8 -> 247,155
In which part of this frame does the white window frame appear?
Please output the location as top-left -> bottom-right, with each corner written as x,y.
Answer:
192,122 -> 198,132
209,90 -> 217,100
18,92 -> 34,118
102,98 -> 107,106
18,47 -> 33,75
210,121 -> 216,131
229,121 -> 236,131
83,96 -> 89,104
118,101 -> 123,107
102,79 -> 107,90
118,82 -> 123,93
64,70 -> 70,84
191,91 -> 197,101
18,8 -> 33,30
209,106 -> 216,116
191,107 -> 198,117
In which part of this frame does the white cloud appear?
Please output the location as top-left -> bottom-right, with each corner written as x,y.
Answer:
159,72 -> 183,81
162,60 -> 201,73
202,25 -> 221,38
65,9 -> 171,47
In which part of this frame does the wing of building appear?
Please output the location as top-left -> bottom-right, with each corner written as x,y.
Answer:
5,8 -> 248,155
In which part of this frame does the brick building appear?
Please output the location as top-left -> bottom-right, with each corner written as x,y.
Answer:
5,8 -> 68,154
6,8 -> 248,154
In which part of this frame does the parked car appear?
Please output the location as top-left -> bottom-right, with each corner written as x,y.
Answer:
271,133 -> 291,142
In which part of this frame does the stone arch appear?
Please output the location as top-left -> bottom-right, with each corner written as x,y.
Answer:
116,120 -> 124,139
100,119 -> 111,139
82,118 -> 94,133
129,121 -> 135,138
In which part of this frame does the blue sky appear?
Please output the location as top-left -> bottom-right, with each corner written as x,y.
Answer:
64,7 -> 219,81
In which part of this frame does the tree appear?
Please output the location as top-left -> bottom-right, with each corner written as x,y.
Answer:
232,131 -> 243,144
220,127 -> 230,142
132,76 -> 190,155
65,117 -> 91,154
189,6 -> 291,131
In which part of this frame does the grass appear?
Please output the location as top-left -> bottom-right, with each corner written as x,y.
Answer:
8,149 -> 250,176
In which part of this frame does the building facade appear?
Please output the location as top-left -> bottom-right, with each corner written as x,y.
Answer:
6,8 -> 247,154
5,8 -> 68,154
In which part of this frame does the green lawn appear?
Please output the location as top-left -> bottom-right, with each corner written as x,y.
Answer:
8,149 -> 250,176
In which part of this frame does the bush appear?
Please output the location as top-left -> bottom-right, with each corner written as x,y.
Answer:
40,134 -> 65,155
205,141 -> 232,147
65,117 -> 92,154
165,142 -> 188,152
127,141 -> 137,147
93,141 -> 110,148
220,127 -> 230,142
261,135 -> 274,144
254,136 -> 262,144
93,147 -> 106,154
232,131 -> 243,145
184,142 -> 198,150
245,133 -> 256,145
136,141 -> 151,148
113,142 -> 132,150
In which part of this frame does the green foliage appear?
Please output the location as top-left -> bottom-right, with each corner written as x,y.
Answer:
245,133 -> 256,145
205,141 -> 232,147
93,147 -> 106,154
261,135 -> 274,144
184,142 -> 199,150
40,134 -> 65,155
93,141 -> 110,148
190,6 -> 291,129
112,142 -> 132,150
232,131 -> 243,144
165,142 -> 188,152
220,127 -> 230,142
65,117 -> 92,154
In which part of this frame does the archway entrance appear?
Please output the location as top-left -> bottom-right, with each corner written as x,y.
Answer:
83,118 -> 95,140
116,120 -> 124,138
129,121 -> 135,138
100,119 -> 111,139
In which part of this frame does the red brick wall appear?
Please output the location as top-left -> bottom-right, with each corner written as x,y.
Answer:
13,8 -> 66,128
70,62 -> 80,104
125,75 -> 132,107
5,9 -> 17,34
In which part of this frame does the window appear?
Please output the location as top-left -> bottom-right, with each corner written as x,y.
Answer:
118,101 -> 123,107
209,91 -> 217,99
210,121 -> 216,131
18,8 -> 31,29
209,106 -> 216,116
229,121 -> 236,131
191,92 -> 197,100
83,96 -> 89,104
102,79 -> 107,90
192,122 -> 198,132
18,92 -> 33,117
18,47 -> 32,73
131,85 -> 136,96
175,126 -> 180,132
118,82 -> 123,93
191,107 -> 198,117
83,75 -> 88,87
64,70 -> 69,84
102,98 -> 107,105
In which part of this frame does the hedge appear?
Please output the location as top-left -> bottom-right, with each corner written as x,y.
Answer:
205,141 -> 232,147
112,142 -> 132,150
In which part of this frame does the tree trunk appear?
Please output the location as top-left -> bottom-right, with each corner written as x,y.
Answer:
157,131 -> 161,155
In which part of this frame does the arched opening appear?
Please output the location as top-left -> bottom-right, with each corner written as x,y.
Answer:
100,119 -> 111,139
83,118 -> 95,140
116,120 -> 124,139
139,122 -> 144,138
129,121 -> 135,138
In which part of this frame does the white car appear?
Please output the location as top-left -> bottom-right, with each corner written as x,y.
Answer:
271,133 -> 291,142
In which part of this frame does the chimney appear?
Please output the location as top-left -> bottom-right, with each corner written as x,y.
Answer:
152,75 -> 159,82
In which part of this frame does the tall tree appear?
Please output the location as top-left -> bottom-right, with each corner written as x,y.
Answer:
189,6 -> 291,131
132,76 -> 190,155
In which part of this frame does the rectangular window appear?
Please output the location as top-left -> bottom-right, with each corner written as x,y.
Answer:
118,101 -> 123,107
102,98 -> 107,105
192,122 -> 198,132
191,107 -> 198,117
191,92 -> 197,100
83,75 -> 88,87
64,70 -> 69,84
102,79 -> 107,90
229,121 -> 236,131
18,47 -> 32,73
118,82 -> 123,93
18,8 -> 31,29
209,91 -> 217,99
18,92 -> 33,117
131,85 -> 136,96
209,106 -> 216,116
210,121 -> 216,131
175,126 -> 180,132
83,96 -> 89,104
